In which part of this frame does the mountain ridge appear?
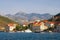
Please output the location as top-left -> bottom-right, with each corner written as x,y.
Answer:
0,15 -> 18,30
6,12 -> 53,24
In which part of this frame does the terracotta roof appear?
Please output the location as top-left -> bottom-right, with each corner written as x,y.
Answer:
8,23 -> 14,26
43,20 -> 48,23
33,21 -> 41,27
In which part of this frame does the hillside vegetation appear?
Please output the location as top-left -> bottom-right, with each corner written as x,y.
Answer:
0,15 -> 17,27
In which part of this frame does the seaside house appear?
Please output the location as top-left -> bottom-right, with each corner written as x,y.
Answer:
40,22 -> 48,31
43,20 -> 50,27
31,20 -> 48,32
49,22 -> 55,28
32,21 -> 41,32
56,24 -> 60,32
8,23 -> 17,32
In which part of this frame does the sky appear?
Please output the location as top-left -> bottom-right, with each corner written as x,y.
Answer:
0,0 -> 60,15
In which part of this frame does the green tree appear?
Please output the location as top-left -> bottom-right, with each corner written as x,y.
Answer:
16,25 -> 23,31
23,26 -> 28,30
28,23 -> 33,30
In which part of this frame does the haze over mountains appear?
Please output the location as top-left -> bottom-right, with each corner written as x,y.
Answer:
6,12 -> 53,24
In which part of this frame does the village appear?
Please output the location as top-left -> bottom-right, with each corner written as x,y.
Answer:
0,19 -> 59,33
0,13 -> 60,33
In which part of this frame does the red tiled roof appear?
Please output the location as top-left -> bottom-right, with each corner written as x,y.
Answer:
8,23 -> 14,27
43,20 -> 48,23
33,21 -> 41,27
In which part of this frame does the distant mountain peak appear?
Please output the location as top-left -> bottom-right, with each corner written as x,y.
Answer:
5,12 -> 52,20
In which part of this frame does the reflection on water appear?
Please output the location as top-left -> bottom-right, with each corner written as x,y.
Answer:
0,32 -> 60,40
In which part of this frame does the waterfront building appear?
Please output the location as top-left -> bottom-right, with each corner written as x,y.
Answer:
40,22 -> 48,31
32,21 -> 41,32
49,22 -> 55,28
8,23 -> 17,32
55,24 -> 60,32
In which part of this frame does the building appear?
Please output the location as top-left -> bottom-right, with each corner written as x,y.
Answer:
32,21 -> 48,32
8,23 -> 17,32
49,22 -> 55,28
43,20 -> 50,28
32,21 -> 41,32
54,23 -> 60,32
40,22 -> 48,31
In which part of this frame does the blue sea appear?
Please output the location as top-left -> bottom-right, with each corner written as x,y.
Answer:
0,32 -> 60,40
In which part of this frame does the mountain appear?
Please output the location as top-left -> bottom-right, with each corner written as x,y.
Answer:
49,13 -> 60,21
49,13 -> 60,24
54,13 -> 60,17
54,13 -> 60,21
6,12 -> 53,24
0,15 -> 18,27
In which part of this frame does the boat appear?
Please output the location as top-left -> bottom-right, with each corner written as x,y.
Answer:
25,29 -> 32,33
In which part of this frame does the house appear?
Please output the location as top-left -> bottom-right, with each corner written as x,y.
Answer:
49,22 -> 55,28
32,21 -> 48,32
32,21 -> 41,32
40,22 -> 48,31
43,20 -> 50,28
8,23 -> 17,32
54,23 -> 60,32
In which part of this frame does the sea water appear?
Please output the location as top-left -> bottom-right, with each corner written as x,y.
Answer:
0,32 -> 60,40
